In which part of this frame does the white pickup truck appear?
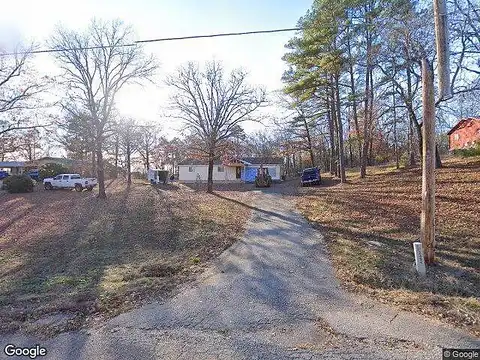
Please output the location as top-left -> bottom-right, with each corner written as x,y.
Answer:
43,174 -> 97,192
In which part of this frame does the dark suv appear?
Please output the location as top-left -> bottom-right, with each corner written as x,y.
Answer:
301,167 -> 321,186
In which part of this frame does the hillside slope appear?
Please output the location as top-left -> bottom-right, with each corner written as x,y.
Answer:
298,156 -> 480,337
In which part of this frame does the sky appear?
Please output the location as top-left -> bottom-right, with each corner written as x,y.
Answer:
0,0 -> 312,138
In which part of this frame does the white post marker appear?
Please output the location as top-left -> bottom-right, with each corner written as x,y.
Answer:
413,242 -> 427,276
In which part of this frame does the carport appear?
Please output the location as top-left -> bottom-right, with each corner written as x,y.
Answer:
0,161 -> 25,175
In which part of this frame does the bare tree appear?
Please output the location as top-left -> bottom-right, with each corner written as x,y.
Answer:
117,118 -> 142,185
247,131 -> 280,158
150,137 -> 186,173
0,46 -> 51,137
166,61 -> 266,193
49,19 -> 157,198
137,122 -> 162,172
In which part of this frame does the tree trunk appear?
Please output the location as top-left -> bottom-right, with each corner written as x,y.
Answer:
96,137 -> 106,199
406,66 -> 423,159
408,116 -> 416,167
360,66 -> 370,178
145,146 -> 150,172
360,12 -> 372,179
284,155 -> 288,175
334,74 -> 347,183
114,135 -> 119,178
207,150 -> 214,193
368,62 -> 375,166
302,116 -> 315,167
392,83 -> 399,169
347,33 -> 362,165
326,96 -> 336,175
331,89 -> 339,178
348,120 -> 354,168
368,138 -> 374,165
91,151 -> 96,178
27,144 -> 33,161
126,141 -> 131,185
435,143 -> 442,168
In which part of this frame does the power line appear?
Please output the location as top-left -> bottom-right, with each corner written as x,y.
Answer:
135,28 -> 302,44
0,27 -> 302,57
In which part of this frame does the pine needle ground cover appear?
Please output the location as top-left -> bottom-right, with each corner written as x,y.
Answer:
298,157 -> 480,337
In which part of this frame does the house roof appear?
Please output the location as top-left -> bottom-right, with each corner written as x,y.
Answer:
178,157 -> 283,166
241,157 -> 284,165
0,161 -> 25,168
178,159 -> 223,165
447,117 -> 480,135
24,157 -> 76,166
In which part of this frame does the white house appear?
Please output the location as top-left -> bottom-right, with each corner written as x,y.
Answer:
178,157 -> 283,183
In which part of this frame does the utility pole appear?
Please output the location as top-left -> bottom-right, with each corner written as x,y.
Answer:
420,58 -> 436,265
420,0 -> 451,266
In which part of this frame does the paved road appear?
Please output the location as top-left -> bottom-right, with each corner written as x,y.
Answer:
1,190 -> 478,359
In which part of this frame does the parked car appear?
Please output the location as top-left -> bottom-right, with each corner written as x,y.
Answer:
43,174 -> 97,192
27,169 -> 39,181
301,167 -> 321,186
0,170 -> 9,180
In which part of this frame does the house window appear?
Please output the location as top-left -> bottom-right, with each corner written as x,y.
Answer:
217,166 -> 224,172
188,166 -> 194,172
454,133 -> 460,141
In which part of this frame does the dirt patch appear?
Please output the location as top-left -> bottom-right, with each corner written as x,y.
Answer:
297,157 -> 480,337
0,180 -> 256,337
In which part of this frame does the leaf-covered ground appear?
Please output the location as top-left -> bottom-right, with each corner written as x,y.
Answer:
297,156 -> 480,337
0,180 -> 255,337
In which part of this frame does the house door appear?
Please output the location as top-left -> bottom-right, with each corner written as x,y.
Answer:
236,167 -> 242,179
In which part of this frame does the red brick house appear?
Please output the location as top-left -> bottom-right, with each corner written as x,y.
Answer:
447,117 -> 480,151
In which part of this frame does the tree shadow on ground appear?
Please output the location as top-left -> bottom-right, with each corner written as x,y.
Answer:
182,182 -> 255,193
0,182 -> 239,336
211,192 -> 305,227
313,222 -> 479,299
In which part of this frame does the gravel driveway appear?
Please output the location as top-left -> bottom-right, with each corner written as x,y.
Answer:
1,189 -> 478,359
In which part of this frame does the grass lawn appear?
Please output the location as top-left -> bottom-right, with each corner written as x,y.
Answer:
298,156 -> 480,337
0,180 -> 254,337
